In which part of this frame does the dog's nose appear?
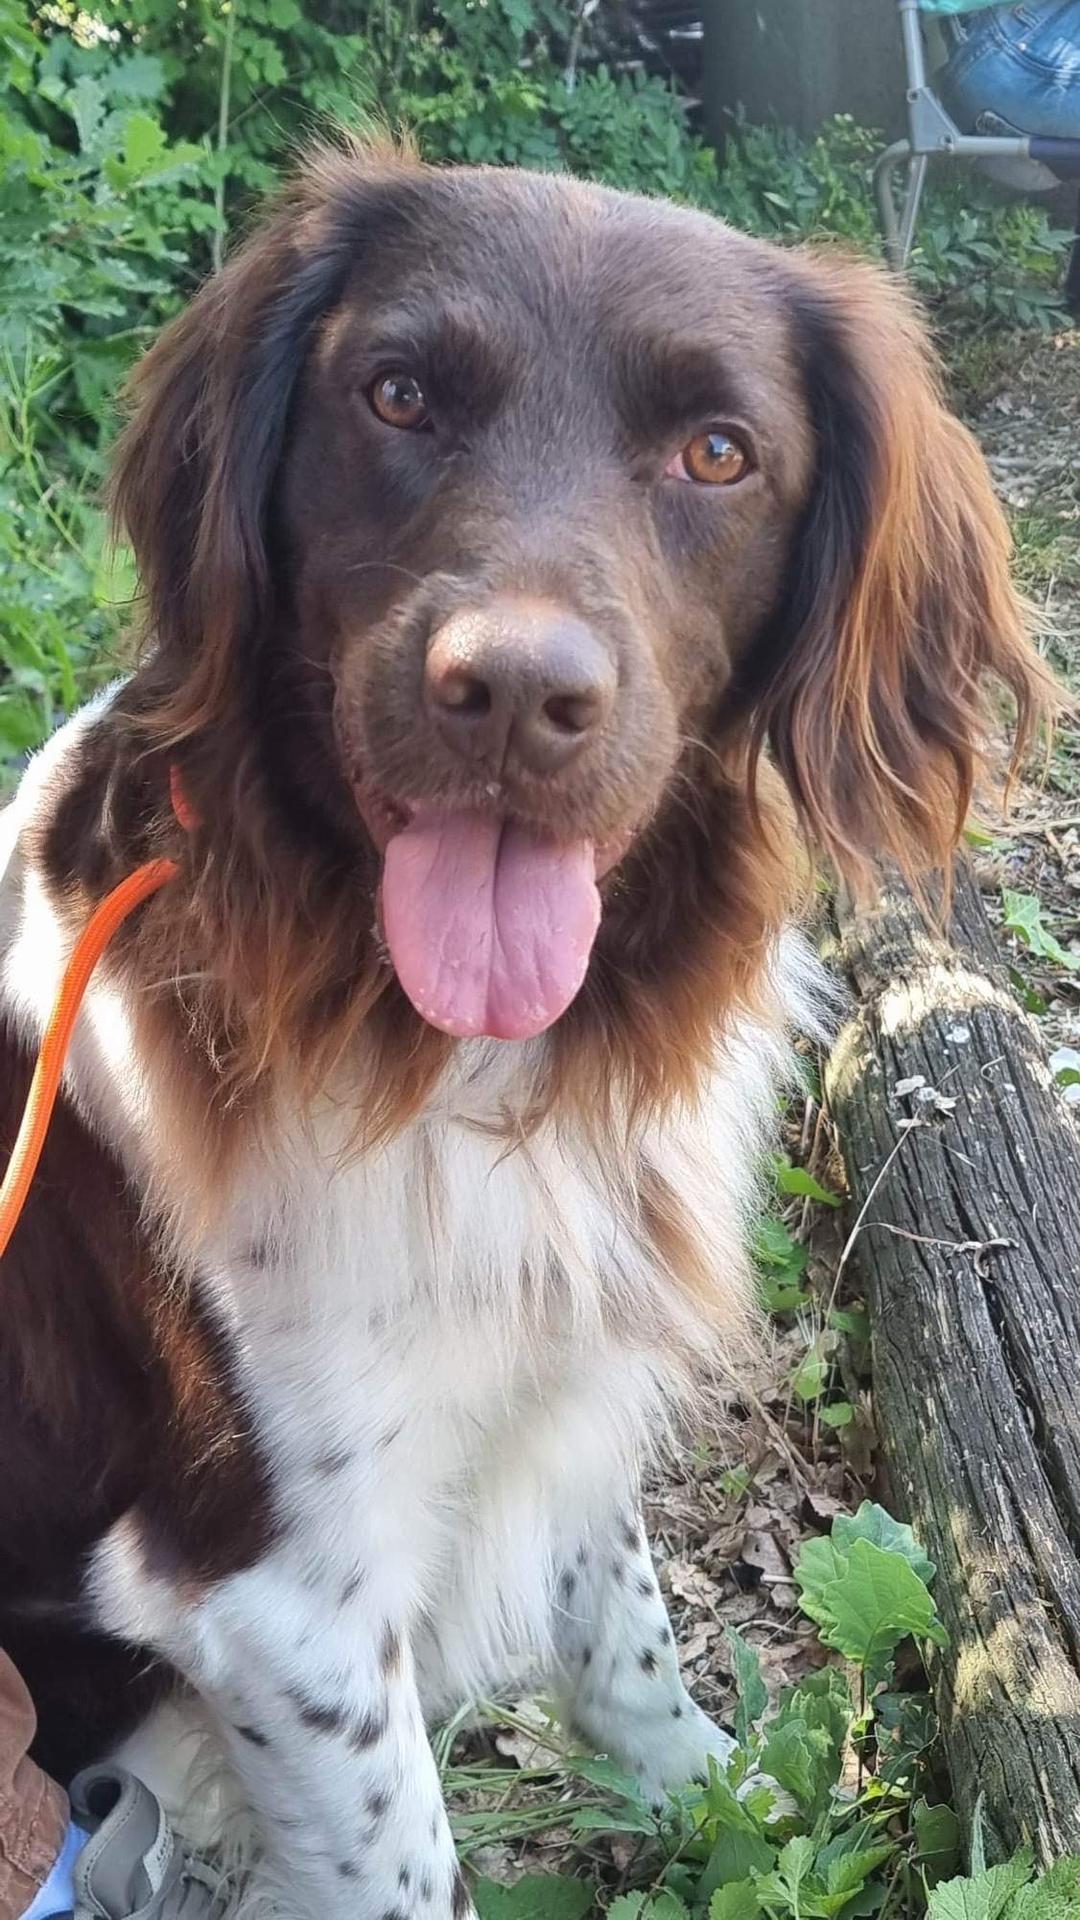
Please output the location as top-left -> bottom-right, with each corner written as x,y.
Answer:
424,599 -> 616,776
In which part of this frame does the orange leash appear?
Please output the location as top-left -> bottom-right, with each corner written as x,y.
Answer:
0,855 -> 179,1262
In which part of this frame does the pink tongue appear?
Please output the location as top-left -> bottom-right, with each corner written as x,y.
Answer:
381,812 -> 600,1040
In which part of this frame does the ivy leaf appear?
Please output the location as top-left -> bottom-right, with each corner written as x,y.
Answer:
820,1401 -> 854,1428
727,1626 -> 767,1748
792,1346 -> 829,1403
1007,966 -> 1048,1015
913,1800 -> 962,1886
772,1154 -> 841,1207
832,1502 -> 936,1587
472,1874 -> 595,1920
1001,890 -> 1079,971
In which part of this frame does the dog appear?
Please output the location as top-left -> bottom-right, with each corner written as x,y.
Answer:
0,139 -> 1053,1918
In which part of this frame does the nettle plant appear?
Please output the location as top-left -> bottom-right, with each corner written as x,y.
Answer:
459,1505 -> 1079,1919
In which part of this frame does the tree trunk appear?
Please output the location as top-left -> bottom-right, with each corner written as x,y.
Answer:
825,859 -> 1080,1862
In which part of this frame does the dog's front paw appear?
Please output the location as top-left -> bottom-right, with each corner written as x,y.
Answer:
624,1694 -> 734,1805
631,1696 -> 793,1822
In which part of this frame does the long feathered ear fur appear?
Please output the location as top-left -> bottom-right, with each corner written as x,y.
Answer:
743,250 -> 1061,890
108,136 -> 424,749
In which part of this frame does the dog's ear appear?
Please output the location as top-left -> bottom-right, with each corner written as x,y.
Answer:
744,251 -> 1059,888
109,139 -> 421,738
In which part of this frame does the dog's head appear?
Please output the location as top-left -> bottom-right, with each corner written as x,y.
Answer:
109,142 -> 1054,1096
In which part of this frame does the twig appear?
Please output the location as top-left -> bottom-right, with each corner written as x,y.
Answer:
993,813 -> 1080,839
863,1221 -> 1016,1279
812,1122 -> 922,1453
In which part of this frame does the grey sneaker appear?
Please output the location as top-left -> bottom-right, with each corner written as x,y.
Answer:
68,1765 -> 221,1920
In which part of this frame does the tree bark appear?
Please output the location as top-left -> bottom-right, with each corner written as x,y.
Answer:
826,859 -> 1080,1862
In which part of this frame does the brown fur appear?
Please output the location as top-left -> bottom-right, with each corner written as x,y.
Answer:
29,142 -> 1045,1152
42,138 -> 1056,1152
2,132 -> 1063,1783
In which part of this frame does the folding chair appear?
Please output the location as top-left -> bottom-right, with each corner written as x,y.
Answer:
875,0 -> 1080,303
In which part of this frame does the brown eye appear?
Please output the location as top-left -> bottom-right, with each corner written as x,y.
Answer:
369,372 -> 430,431
665,429 -> 750,487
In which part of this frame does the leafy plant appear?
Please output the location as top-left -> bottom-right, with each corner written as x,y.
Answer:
1001,890 -> 1080,973
927,1852 -> 1080,1920
448,1503 -> 962,1917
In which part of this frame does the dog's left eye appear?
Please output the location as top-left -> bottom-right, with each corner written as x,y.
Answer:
664,429 -> 750,487
369,372 -> 431,431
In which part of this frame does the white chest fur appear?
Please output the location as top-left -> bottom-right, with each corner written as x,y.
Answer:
190,1049 -> 764,1709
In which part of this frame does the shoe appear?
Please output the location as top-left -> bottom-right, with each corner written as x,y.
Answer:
67,1765 -> 221,1920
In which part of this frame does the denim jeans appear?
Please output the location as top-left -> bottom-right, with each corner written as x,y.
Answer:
939,2 -> 1080,139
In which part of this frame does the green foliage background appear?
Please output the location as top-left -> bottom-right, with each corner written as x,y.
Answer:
0,0 -> 1069,770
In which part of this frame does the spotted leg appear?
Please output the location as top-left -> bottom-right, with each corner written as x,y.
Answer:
91,1529 -> 476,1920
550,1508 -> 735,1804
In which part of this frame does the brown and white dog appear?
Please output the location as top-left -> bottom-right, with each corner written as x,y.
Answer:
0,141 -> 1053,1917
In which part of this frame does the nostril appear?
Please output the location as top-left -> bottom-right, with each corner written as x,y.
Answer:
431,668 -> 492,719
543,691 -> 604,736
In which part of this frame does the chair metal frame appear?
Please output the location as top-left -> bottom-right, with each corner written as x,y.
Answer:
875,0 -> 1080,273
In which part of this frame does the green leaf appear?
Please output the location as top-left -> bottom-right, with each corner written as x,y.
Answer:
875,1692 -> 938,1788
926,1854 -> 1034,1920
833,1502 -> 936,1587
727,1626 -> 767,1748
772,1155 -> 841,1207
793,1533 -> 848,1631
699,1827 -> 777,1898
760,1718 -> 834,1812
754,1217 -> 808,1275
1011,1855 -> 1080,1920
68,76 -> 105,154
570,1806 -> 656,1834
760,1272 -> 810,1315
913,1800 -> 961,1887
816,1538 -> 947,1678
472,1874 -> 596,1920
1007,966 -> 1048,1015
752,1837 -> 816,1915
824,1847 -> 894,1900
120,111 -> 168,177
828,1308 -> 869,1341
710,1882 -> 761,1920
1001,890 -> 1079,971
792,1347 -> 829,1403
819,1401 -> 854,1429
606,1899 -> 689,1920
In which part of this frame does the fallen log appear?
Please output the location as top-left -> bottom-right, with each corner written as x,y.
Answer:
825,858 -> 1080,1862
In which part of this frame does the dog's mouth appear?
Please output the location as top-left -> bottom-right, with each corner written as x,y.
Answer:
356,786 -> 631,1041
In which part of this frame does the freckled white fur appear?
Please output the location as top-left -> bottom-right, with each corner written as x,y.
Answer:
2,700 -> 827,1919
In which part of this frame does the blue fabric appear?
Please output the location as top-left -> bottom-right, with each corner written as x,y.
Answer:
921,0 -> 1012,13
21,1822 -> 88,1920
938,3 -> 1080,138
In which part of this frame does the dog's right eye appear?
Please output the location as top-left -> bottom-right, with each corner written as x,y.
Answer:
368,373 -> 430,432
